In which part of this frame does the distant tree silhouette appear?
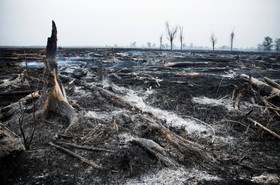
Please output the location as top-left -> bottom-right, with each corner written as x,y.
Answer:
230,30 -> 235,51
210,33 -> 217,51
257,43 -> 263,51
190,43 -> 193,49
130,42 -> 136,48
160,34 -> 163,50
165,22 -> 178,50
179,26 -> 184,50
275,38 -> 280,52
262,36 -> 273,51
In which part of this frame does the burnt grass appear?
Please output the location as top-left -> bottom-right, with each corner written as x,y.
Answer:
0,48 -> 280,184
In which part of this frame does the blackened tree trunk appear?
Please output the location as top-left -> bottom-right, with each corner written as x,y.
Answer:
34,21 -> 78,132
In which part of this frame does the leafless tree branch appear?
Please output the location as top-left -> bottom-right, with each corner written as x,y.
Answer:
166,22 -> 178,50
160,34 -> 163,50
179,26 -> 184,50
230,30 -> 235,51
211,33 -> 217,51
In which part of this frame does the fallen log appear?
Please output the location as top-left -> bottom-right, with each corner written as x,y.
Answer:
264,77 -> 280,90
240,74 -> 280,97
48,142 -> 101,168
157,122 -> 217,170
174,72 -> 204,77
0,90 -> 36,97
0,123 -> 25,157
164,62 -> 194,68
132,137 -> 176,167
140,116 -> 218,170
1,91 -> 40,123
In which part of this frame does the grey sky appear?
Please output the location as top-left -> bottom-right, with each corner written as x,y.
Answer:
0,0 -> 279,48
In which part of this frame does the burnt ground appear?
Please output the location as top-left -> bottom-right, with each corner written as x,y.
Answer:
0,48 -> 280,184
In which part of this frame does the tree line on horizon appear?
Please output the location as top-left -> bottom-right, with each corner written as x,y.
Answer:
258,37 -> 280,52
163,22 -> 280,52
129,22 -> 279,52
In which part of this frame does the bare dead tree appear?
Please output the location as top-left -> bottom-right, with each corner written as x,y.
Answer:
18,21 -> 78,133
179,26 -> 184,50
166,22 -> 178,50
230,30 -> 235,51
160,34 -> 163,50
211,33 -> 217,51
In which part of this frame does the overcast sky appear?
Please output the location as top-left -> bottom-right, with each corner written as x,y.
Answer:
0,0 -> 279,48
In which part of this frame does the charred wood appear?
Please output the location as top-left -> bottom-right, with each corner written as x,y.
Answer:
240,74 -> 280,97
55,141 -> 114,152
132,137 -> 176,167
249,118 -> 280,140
0,123 -> 25,157
264,77 -> 280,91
145,120 -> 218,170
30,21 -> 78,132
48,142 -> 101,168
1,91 -> 40,123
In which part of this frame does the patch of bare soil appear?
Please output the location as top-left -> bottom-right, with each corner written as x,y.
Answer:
1,48 -> 280,184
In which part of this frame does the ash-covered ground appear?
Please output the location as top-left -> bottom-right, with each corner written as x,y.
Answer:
0,48 -> 280,184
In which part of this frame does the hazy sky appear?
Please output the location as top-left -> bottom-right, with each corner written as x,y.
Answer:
0,0 -> 279,48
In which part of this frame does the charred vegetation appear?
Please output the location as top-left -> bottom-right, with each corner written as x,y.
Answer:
0,22 -> 280,184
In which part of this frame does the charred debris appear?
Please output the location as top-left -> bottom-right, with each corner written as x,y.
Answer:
0,21 -> 280,184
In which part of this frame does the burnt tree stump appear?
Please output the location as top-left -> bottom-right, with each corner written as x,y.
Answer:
33,21 -> 78,130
